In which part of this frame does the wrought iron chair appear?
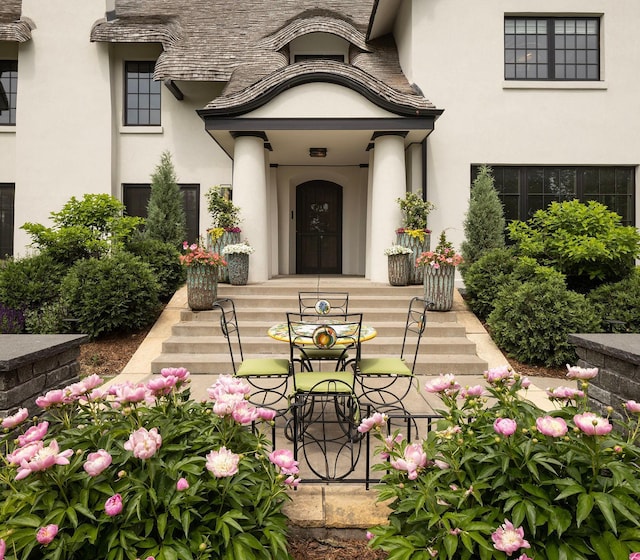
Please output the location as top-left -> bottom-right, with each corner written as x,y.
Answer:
355,296 -> 432,412
212,298 -> 291,413
296,292 -> 351,369
285,312 -> 364,481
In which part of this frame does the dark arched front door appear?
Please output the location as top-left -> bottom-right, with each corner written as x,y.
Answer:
296,181 -> 342,274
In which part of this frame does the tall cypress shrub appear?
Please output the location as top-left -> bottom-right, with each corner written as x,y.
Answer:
145,151 -> 186,247
460,165 -> 505,275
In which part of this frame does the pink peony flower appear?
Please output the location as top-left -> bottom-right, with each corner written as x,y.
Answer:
0,538 -> 5,560
520,376 -> 531,389
15,440 -> 73,480
105,493 -> 123,516
366,531 -> 374,541
207,375 -> 251,402
176,477 -> 190,491
83,449 -> 113,476
284,474 -> 300,487
566,364 -> 598,379
124,427 -> 162,459
624,401 -> 640,414
546,386 -> 585,401
161,367 -> 190,381
35,389 -> 69,409
390,442 -> 427,480
110,382 -> 149,404
206,446 -> 240,478
491,519 -> 530,556
484,366 -> 515,384
357,412 -> 388,433
516,555 -> 534,560
424,374 -> 460,394
231,401 -> 260,425
494,417 -> 517,437
17,421 -> 49,447
6,440 -> 43,466
212,393 -> 245,417
629,553 -> 640,560
459,385 -> 485,399
2,407 -> 29,429
536,416 -> 568,437
36,524 -> 59,545
147,375 -> 178,396
269,449 -> 299,475
256,407 -> 277,422
574,412 -> 613,436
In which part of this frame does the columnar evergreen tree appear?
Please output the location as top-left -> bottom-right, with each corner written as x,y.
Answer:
145,151 -> 186,247
460,165 -> 505,274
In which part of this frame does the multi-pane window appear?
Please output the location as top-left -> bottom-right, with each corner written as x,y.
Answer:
505,17 -> 600,80
125,61 -> 161,126
471,166 -> 635,226
122,184 -> 199,244
0,61 -> 18,125
0,183 -> 15,257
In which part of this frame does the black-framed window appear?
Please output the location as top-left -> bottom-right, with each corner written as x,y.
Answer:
471,165 -> 635,226
294,54 -> 345,63
122,183 -> 199,244
0,183 -> 15,257
124,61 -> 161,126
505,17 -> 600,80
0,60 -> 18,125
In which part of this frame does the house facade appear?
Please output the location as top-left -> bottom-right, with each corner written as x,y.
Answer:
1,0 -> 638,284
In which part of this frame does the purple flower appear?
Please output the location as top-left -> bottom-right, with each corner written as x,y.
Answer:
491,519 -> 530,556
36,524 -> 59,546
494,418 -> 517,437
105,494 -> 123,516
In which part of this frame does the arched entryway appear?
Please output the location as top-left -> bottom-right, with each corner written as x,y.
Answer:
296,181 -> 343,274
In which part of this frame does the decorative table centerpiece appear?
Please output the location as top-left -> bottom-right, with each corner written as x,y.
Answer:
180,241 -> 226,310
222,241 -> 255,286
396,192 -> 435,285
416,231 -> 463,311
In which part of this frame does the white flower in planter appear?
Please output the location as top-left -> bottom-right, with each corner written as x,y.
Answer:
384,245 -> 413,256
222,242 -> 255,255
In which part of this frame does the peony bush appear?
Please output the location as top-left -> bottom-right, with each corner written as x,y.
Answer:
0,371 -> 298,560
361,366 -> 640,560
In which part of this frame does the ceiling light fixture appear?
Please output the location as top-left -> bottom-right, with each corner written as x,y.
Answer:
309,147 -> 327,158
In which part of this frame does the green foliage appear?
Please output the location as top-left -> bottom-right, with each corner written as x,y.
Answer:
0,303 -> 25,333
487,275 -> 600,366
508,200 -> 640,291
0,253 -> 66,311
60,251 -> 162,340
21,194 -> 144,266
587,268 -> 640,333
145,151 -> 187,247
206,185 -> 241,229
126,235 -> 186,302
460,165 -> 505,274
24,298 -> 73,334
1,376 -> 294,559
366,369 -> 640,559
396,192 -> 435,230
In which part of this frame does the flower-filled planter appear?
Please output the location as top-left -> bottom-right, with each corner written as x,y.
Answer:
384,245 -> 413,286
205,185 -> 243,283
180,241 -> 226,310
222,242 -> 255,286
416,231 -> 463,311
0,371 -> 298,559
396,228 -> 431,285
207,227 -> 241,283
360,365 -> 640,559
396,192 -> 435,285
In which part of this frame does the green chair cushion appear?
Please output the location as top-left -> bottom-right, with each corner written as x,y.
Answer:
236,358 -> 290,377
294,371 -> 355,393
357,357 -> 412,377
302,347 -> 349,360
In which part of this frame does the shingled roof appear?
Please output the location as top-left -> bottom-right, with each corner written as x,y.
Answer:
0,0 -> 32,42
91,0 -> 439,115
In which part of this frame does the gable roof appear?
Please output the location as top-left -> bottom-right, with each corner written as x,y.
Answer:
91,0 -> 439,116
0,0 -> 33,42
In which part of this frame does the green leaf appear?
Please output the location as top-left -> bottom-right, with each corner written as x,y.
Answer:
594,492 -> 618,534
576,493 -> 594,527
157,512 -> 167,538
444,533 -> 458,558
590,534 -> 615,560
555,484 -> 584,501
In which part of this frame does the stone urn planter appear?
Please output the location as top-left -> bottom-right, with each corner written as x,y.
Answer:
396,229 -> 431,285
387,253 -> 411,286
207,228 -> 241,283
226,253 -> 250,285
185,264 -> 219,310
422,264 -> 456,311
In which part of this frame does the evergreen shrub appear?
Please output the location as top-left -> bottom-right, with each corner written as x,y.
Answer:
587,268 -> 640,333
487,275 -> 600,367
61,251 -> 161,339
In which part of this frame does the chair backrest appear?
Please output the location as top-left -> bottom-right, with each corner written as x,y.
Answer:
400,296 -> 432,373
212,298 -> 243,374
298,291 -> 349,318
286,312 -> 363,366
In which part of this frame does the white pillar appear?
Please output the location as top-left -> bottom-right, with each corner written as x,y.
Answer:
368,133 -> 407,283
232,134 -> 269,283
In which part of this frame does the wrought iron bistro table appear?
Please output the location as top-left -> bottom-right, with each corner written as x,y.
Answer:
266,320 -> 377,345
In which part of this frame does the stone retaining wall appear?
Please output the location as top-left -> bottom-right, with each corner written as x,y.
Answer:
569,333 -> 640,418
0,334 -> 88,417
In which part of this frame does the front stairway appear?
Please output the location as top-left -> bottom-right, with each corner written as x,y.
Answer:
150,276 -> 489,376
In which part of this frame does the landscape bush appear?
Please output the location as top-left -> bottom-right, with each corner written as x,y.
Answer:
587,268 -> 640,333
487,275 -> 600,367
60,251 -> 162,340
24,298 -> 73,335
0,253 -> 66,312
508,200 -> 640,292
126,236 -> 186,301
0,302 -> 25,334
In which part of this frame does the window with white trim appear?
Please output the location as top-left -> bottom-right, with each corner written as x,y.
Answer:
124,61 -> 161,126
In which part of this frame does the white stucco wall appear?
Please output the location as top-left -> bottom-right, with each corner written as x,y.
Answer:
401,0 -> 640,252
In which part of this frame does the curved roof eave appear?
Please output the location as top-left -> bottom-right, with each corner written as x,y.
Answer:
0,19 -> 33,42
199,62 -> 442,119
